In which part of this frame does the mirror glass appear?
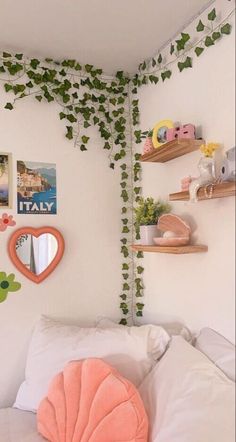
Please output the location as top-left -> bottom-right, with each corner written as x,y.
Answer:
15,233 -> 58,275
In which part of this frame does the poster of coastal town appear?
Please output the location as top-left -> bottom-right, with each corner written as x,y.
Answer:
0,153 -> 11,208
17,161 -> 57,215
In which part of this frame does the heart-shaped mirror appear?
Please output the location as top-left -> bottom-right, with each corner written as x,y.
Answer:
8,227 -> 65,283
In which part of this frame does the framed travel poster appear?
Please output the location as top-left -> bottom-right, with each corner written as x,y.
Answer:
0,153 -> 12,208
17,161 -> 57,215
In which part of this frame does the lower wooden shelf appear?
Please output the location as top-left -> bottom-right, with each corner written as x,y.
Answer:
169,181 -> 236,201
131,244 -> 208,254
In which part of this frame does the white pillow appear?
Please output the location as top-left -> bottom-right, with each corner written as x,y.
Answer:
97,317 -> 192,342
139,336 -> 235,442
14,315 -> 169,412
195,327 -> 235,381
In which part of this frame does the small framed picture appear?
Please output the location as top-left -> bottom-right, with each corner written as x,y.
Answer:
0,153 -> 12,209
17,161 -> 57,214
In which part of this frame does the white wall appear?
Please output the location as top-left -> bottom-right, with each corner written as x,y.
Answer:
0,92 -> 121,407
138,1 -> 235,342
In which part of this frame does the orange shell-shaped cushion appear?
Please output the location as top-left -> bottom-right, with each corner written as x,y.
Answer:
37,358 -> 148,442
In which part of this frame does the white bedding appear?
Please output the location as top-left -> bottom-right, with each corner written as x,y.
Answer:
0,408 -> 45,442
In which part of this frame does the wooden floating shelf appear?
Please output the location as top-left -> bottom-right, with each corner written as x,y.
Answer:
131,244 -> 208,254
141,139 -> 203,163
169,181 -> 236,201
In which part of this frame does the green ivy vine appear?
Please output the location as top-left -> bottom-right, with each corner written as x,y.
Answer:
135,6 -> 234,85
0,51 -> 143,325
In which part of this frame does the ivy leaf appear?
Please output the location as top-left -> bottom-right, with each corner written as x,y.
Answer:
195,46 -> 204,57
26,81 -> 34,88
120,294 -> 127,301
137,266 -> 144,274
2,52 -> 11,58
212,31 -> 221,41
109,163 -> 115,169
85,64 -> 93,73
84,121 -> 91,128
196,19 -> 205,32
122,226 -> 130,234
141,61 -> 146,71
123,283 -> 130,291
149,75 -> 159,84
67,114 -> 77,123
119,319 -> 127,326
80,144 -> 87,151
170,43 -> 175,55
205,36 -> 214,47
30,58 -> 40,69
15,53 -> 23,60
81,135 -> 90,144
152,58 -> 157,67
161,70 -> 172,81
136,311 -> 143,317
4,83 -> 12,92
158,53 -> 162,64
208,8 -> 216,21
59,112 -> 66,120
66,126 -> 73,140
184,56 -> 192,68
4,102 -> 13,110
221,23 -> 232,35
35,95 -> 43,102
176,32 -> 190,50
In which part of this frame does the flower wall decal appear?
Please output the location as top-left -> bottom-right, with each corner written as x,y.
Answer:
0,272 -> 21,303
0,213 -> 16,232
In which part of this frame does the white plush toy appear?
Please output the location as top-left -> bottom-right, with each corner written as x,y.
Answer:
220,147 -> 236,182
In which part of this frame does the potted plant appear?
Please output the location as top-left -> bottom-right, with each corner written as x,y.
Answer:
135,197 -> 171,245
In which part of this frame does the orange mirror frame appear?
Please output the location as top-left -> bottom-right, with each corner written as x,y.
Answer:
8,226 -> 65,284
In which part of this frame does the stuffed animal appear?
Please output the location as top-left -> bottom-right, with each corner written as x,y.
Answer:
220,147 -> 236,182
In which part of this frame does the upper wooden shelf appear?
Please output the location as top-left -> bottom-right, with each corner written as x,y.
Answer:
131,244 -> 208,254
169,181 -> 236,201
141,139 -> 203,163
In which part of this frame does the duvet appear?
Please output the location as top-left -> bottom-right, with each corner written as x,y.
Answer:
0,408 -> 44,442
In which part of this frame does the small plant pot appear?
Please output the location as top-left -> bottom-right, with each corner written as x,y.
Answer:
140,225 -> 159,245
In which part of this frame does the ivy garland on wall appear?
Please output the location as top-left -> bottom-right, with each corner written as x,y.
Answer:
135,6 -> 234,85
0,4 -> 234,324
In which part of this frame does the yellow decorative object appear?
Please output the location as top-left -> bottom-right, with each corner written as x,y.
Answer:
200,142 -> 219,158
152,120 -> 174,148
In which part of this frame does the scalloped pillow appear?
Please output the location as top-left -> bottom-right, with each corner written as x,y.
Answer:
37,359 -> 148,442
14,316 -> 169,412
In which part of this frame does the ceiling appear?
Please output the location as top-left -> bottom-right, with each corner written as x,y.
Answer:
0,0 -> 213,74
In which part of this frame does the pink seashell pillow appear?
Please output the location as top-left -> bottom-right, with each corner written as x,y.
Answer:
37,358 -> 148,442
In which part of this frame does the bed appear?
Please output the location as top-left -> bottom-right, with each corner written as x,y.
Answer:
0,318 -> 234,442
0,408 -> 44,442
